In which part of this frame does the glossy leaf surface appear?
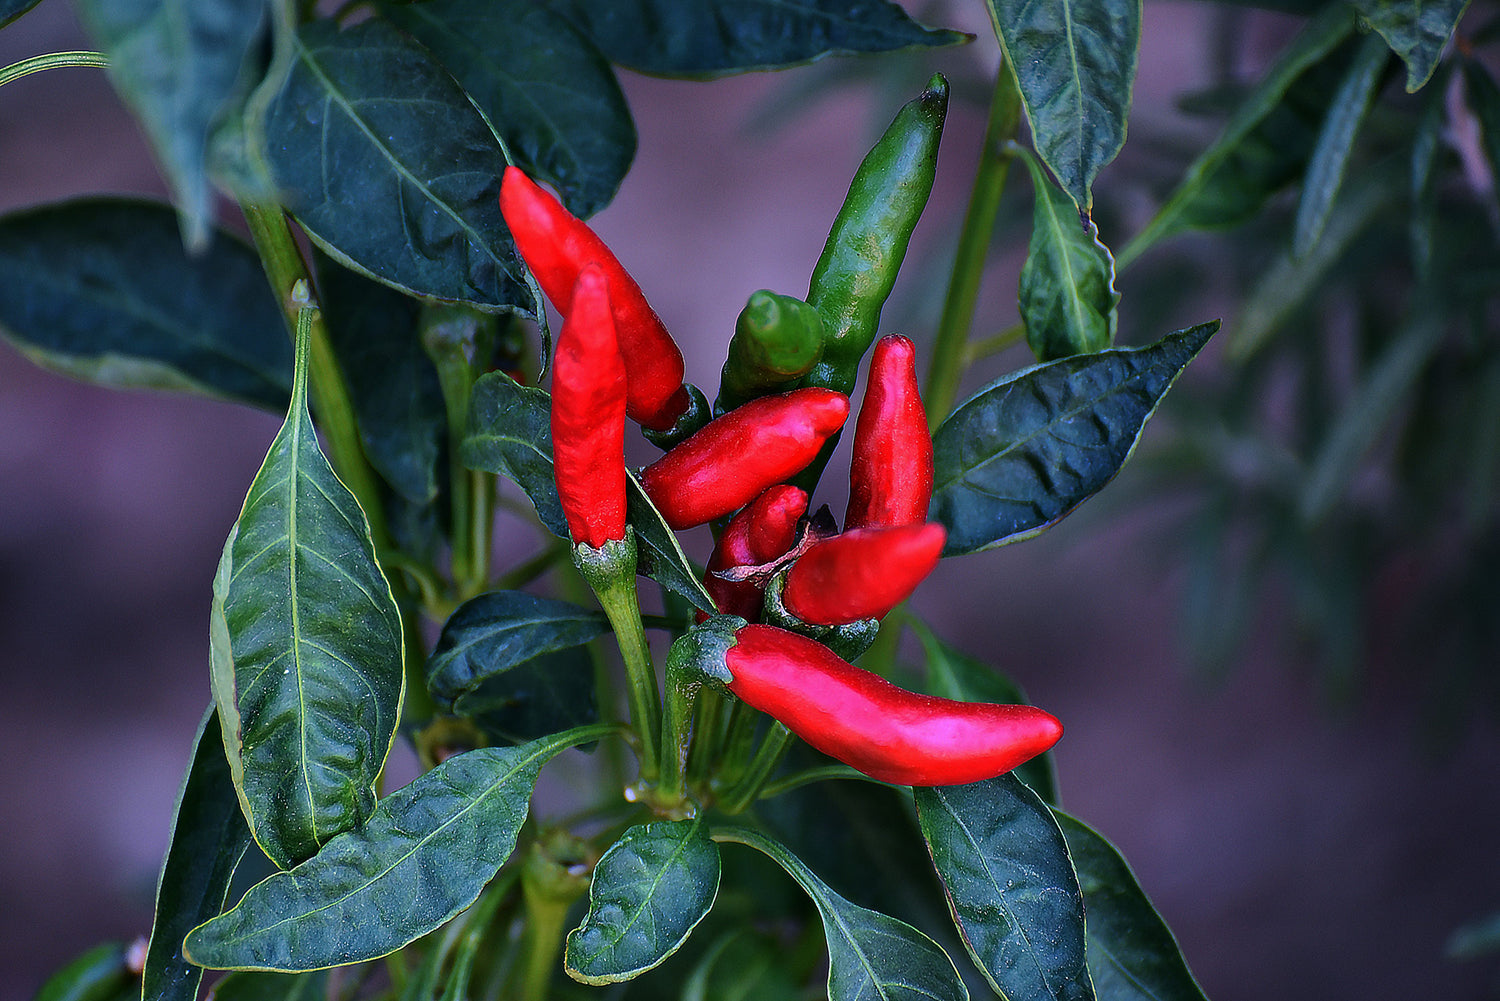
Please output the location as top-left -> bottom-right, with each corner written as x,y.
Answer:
381,0 -> 634,217
0,199 -> 290,409
76,0 -> 265,249
547,0 -> 964,77
1348,0 -> 1469,91
317,256 -> 444,503
262,19 -> 534,312
931,322 -> 1218,556
211,312 -> 404,869
566,820 -> 721,983
915,777 -> 1091,1001
986,0 -> 1139,213
1056,812 -> 1208,1001
184,727 -> 609,970
1018,149 -> 1119,361
1292,32 -> 1389,258
1120,6 -> 1355,263
462,372 -> 568,537
909,620 -> 1057,804
717,826 -> 969,1001
142,708 -> 255,1001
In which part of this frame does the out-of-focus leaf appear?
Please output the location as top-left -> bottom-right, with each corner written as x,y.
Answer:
184,726 -> 611,970
1348,0 -> 1470,91
1056,812 -> 1208,1001
716,826 -> 970,1001
915,777 -> 1091,1001
566,820 -> 721,983
462,372 -> 567,536
1410,67 -> 1449,279
210,309 -> 405,869
1464,58 -> 1500,208
380,0 -> 634,217
207,970 -> 328,1001
546,0 -> 966,77
1018,149 -> 1119,361
261,19 -> 535,312
1300,313 -> 1446,523
1292,32 -> 1389,258
1120,5 -> 1356,265
316,255 -> 444,504
33,942 -> 134,1001
930,322 -> 1218,556
1,0 -> 42,28
986,0 -> 1139,214
0,199 -> 290,410
76,0 -> 266,249
681,929 -> 802,1001
1447,909 -> 1500,959
907,619 -> 1057,804
142,708 -> 255,1001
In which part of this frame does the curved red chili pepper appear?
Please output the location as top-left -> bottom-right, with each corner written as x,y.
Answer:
550,265 -> 626,548
500,167 -> 690,430
640,388 -> 848,530
724,624 -> 1062,786
703,484 -> 809,620
846,335 -> 933,530
781,523 -> 944,625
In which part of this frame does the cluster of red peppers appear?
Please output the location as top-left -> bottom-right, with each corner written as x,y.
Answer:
500,163 -> 1061,791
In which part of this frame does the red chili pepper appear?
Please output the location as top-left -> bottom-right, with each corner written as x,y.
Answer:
846,335 -> 933,530
781,523 -> 944,625
500,167 -> 690,430
724,624 -> 1062,786
703,485 -> 809,620
550,264 -> 626,548
640,388 -> 848,530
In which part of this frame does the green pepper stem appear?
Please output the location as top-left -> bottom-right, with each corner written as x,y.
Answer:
575,532 -> 662,783
756,764 -> 871,799
0,50 -> 108,89
963,322 -> 1027,365
718,721 -> 796,814
924,60 -> 1023,429
656,653 -> 697,807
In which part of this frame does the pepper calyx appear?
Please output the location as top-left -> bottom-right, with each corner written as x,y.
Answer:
668,614 -> 745,687
761,569 -> 879,662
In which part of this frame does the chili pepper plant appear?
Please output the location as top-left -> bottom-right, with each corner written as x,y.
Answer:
5,1 -> 1286,999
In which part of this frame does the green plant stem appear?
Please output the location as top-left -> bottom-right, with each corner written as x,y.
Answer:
0,50 -> 108,88
493,543 -> 569,593
756,764 -> 869,799
657,654 -> 701,809
685,686 -> 728,787
714,699 -> 760,792
963,322 -> 1027,365
924,60 -> 1023,430
719,722 -> 796,814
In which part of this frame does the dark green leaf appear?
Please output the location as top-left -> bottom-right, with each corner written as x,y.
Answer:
716,826 -> 969,1001
380,0 -> 634,217
0,199 -> 290,409
546,0 -> 965,78
627,472 -> 717,613
428,590 -> 608,709
1410,67 -> 1449,278
33,942 -> 134,1001
1119,6 -> 1356,265
142,708 -> 255,1001
207,970 -> 328,1001
1055,812 -> 1208,1001
184,726 -> 609,970
459,646 -> 599,745
462,371 -> 567,536
1,0 -> 42,28
262,19 -> 535,312
1292,32 -> 1389,258
76,0 -> 265,249
915,777 -> 1091,1001
987,0 -> 1139,213
908,619 -> 1058,804
930,322 -> 1218,556
681,929 -> 803,1001
566,820 -> 721,984
316,255 -> 445,503
1348,0 -> 1470,91
210,309 -> 405,869
1300,313 -> 1446,523
1447,909 -> 1500,959
1018,149 -> 1119,361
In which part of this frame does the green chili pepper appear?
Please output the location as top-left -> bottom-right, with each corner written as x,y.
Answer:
802,73 -> 948,398
716,289 -> 825,413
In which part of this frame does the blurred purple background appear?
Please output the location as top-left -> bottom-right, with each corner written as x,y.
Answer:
3,3 -> 1498,1000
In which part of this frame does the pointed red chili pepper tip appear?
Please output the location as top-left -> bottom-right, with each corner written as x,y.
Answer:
782,522 -> 945,626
